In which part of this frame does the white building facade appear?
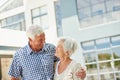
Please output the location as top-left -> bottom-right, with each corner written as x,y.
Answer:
0,0 -> 120,80
60,0 -> 120,80
0,0 -> 58,79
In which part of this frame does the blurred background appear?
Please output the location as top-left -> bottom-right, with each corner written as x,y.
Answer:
0,0 -> 120,80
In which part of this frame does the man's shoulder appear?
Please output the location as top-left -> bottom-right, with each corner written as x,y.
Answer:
15,45 -> 28,55
45,43 -> 55,46
45,43 -> 56,48
43,43 -> 56,54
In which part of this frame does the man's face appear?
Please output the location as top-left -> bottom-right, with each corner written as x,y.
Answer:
29,33 -> 45,52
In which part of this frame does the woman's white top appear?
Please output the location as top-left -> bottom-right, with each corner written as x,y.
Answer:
54,60 -> 82,80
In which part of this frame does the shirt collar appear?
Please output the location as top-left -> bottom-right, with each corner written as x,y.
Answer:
26,43 -> 33,55
27,43 -> 47,55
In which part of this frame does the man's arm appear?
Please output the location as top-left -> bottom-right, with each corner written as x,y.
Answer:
10,76 -> 20,80
75,66 -> 86,80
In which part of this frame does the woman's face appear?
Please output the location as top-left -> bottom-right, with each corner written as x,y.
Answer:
55,41 -> 65,58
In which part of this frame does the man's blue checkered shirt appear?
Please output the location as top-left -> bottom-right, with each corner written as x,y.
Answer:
8,43 -> 58,80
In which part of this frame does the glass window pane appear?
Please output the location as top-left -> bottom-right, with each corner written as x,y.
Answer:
115,73 -> 120,80
91,0 -> 104,5
1,19 -> 6,27
33,17 -> 41,26
6,17 -> 13,25
106,0 -> 114,12
111,36 -> 120,46
21,21 -> 26,31
82,36 -> 120,80
20,13 -> 24,19
96,38 -> 110,49
83,52 -> 96,63
40,6 -> 47,14
0,21 -> 1,27
92,3 -> 105,16
99,62 -> 113,72
12,23 -> 21,30
77,0 -> 90,8
114,60 -> 120,71
112,0 -> 120,11
112,47 -> 120,59
98,50 -> 111,61
32,8 -> 40,17
86,64 -> 98,74
13,15 -> 20,22
100,73 -> 114,80
14,14 -> 24,21
82,41 -> 95,51
4,23 -> 21,30
41,15 -> 48,29
78,7 -> 91,20
76,0 -> 120,28
87,75 -> 99,80
1,13 -> 25,31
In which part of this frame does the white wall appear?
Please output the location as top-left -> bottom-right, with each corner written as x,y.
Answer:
0,29 -> 28,47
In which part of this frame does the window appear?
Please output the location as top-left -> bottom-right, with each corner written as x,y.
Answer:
0,13 -> 25,31
84,52 -> 96,63
112,47 -> 120,59
78,7 -> 91,20
106,0 -> 114,12
111,36 -> 120,46
100,73 -> 114,80
92,3 -> 105,16
97,50 -> 112,61
1,19 -> 6,27
112,0 -> 120,11
116,73 -> 120,80
86,63 -> 98,74
81,35 -> 120,80
76,0 -> 120,28
96,38 -> 110,49
54,1 -> 63,37
82,41 -> 95,51
99,61 -> 113,72
32,8 -> 40,17
87,75 -> 99,80
31,6 -> 48,29
114,60 -> 120,71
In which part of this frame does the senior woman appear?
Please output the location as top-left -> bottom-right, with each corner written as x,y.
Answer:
54,37 -> 86,80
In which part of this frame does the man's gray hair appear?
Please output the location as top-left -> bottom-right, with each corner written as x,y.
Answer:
58,37 -> 78,57
26,25 -> 44,40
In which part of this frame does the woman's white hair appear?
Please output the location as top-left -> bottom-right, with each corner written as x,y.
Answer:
26,25 -> 44,40
58,37 -> 78,57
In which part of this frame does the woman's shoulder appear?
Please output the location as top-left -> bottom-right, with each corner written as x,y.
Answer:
71,60 -> 81,66
70,60 -> 82,71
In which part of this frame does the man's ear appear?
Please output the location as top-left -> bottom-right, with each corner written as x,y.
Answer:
28,37 -> 33,42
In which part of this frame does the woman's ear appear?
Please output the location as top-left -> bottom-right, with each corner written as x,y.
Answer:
66,50 -> 71,56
